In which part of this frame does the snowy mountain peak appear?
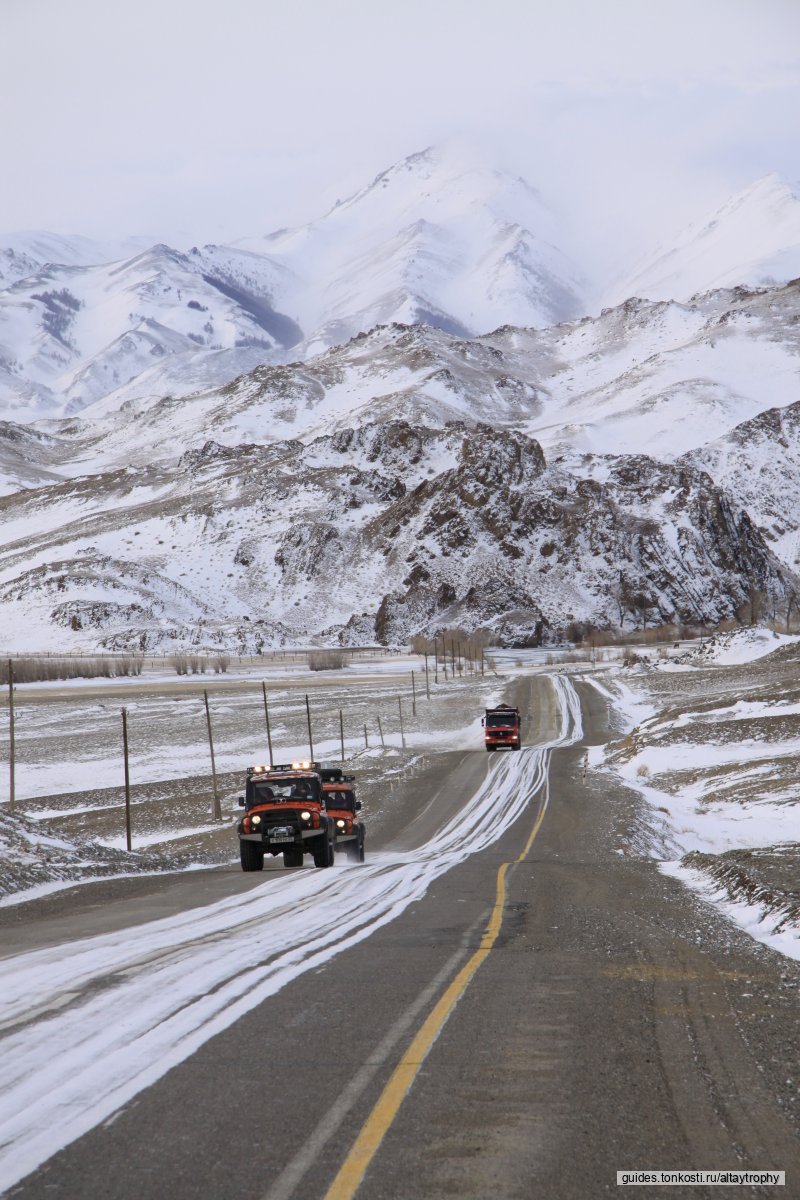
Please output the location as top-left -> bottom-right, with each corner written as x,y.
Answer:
607,172 -> 800,305
236,143 -> 585,350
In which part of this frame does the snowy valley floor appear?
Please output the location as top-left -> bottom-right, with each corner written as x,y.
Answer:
2,632 -> 800,964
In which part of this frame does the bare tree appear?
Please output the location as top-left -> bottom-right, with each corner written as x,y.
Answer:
743,586 -> 767,626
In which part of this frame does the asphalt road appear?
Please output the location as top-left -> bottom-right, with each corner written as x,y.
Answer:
4,674 -> 799,1200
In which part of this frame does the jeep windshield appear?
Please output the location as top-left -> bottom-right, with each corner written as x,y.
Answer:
325,789 -> 356,812
252,779 -> 318,804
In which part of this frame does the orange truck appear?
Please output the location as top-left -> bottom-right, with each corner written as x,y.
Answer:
482,705 -> 522,751
319,765 -> 365,862
236,760 -> 336,871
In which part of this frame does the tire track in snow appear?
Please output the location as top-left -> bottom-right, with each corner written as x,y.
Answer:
0,674 -> 582,1194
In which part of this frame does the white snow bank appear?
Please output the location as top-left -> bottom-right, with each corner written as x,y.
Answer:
680,627 -> 799,666
662,860 -> 800,963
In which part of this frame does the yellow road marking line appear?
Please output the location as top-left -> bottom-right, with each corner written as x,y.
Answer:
324,759 -> 551,1200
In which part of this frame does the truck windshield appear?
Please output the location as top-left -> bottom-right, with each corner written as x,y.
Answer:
486,713 -> 516,727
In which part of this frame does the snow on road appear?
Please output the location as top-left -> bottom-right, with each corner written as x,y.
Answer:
0,675 -> 582,1193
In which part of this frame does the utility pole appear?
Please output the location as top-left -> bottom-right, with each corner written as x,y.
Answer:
411,671 -> 417,717
424,653 -> 431,699
339,709 -> 345,762
8,660 -> 15,812
203,690 -> 221,821
122,707 -> 132,851
305,693 -> 314,762
261,682 -> 274,765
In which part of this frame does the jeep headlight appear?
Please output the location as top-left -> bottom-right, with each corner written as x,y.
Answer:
336,819 -> 345,828
251,814 -> 261,825
300,810 -> 311,821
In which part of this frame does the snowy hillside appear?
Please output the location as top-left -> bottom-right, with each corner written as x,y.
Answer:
486,280 -> 800,460
0,147 -> 584,422
0,244 -> 302,422
0,232 -> 157,288
606,174 -> 800,306
683,398 -> 800,572
8,280 -> 791,490
0,412 -> 793,652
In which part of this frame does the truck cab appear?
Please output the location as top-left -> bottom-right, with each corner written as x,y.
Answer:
319,765 -> 365,863
237,760 -> 335,871
482,705 -> 522,751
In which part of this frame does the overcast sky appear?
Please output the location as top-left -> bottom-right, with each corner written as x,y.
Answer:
2,0 -> 799,278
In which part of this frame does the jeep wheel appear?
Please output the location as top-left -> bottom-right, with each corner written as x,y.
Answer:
346,830 -> 365,863
313,833 -> 333,869
283,847 -> 303,868
240,840 -> 264,872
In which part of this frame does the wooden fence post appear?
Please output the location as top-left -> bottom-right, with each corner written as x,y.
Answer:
411,671 -> 417,717
424,653 -> 431,699
262,682 -> 274,764
377,715 -> 385,748
122,707 -> 132,851
203,690 -> 222,821
8,659 -> 15,812
305,693 -> 314,761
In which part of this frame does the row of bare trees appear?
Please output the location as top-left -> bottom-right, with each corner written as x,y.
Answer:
0,656 -> 143,684
170,654 -> 230,675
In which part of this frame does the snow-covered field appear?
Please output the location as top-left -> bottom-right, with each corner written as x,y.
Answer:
0,674 -> 582,1193
0,655 -> 505,900
1,659 -> 490,802
588,629 -> 800,962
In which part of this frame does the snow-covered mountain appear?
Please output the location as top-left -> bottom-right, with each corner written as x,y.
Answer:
1,156 -> 800,650
0,146 -> 584,422
237,144 -> 584,353
19,279 -> 793,485
0,243 -> 302,422
1,282 -> 798,651
606,174 -> 800,306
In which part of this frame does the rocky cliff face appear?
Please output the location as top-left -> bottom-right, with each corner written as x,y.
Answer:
1,418 -> 789,651
360,431 -> 793,645
682,399 -> 800,573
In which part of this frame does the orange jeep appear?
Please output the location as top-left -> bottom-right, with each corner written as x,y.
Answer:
319,766 -> 365,863
236,761 -> 335,871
